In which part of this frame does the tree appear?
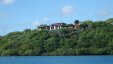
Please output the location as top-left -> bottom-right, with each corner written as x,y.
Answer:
74,20 -> 80,24
106,18 -> 113,24
0,18 -> 113,56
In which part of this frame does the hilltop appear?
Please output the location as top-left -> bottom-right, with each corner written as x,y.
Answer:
0,18 -> 113,56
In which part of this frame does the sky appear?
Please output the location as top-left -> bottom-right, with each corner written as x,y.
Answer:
0,0 -> 113,35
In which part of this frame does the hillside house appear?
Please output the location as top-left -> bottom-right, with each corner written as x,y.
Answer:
50,23 -> 66,30
38,22 -> 80,30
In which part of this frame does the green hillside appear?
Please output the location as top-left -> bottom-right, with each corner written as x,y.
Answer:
0,18 -> 113,56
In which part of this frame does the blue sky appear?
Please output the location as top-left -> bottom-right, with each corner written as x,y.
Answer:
0,0 -> 113,35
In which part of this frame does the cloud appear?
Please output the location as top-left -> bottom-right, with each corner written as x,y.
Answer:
43,17 -> 49,22
0,25 -> 9,32
0,13 -> 8,18
98,9 -> 112,16
0,0 -> 15,5
32,17 -> 50,26
32,21 -> 41,26
0,25 -> 9,36
61,5 -> 75,17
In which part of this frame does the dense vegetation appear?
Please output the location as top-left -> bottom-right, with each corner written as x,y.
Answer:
0,18 -> 113,56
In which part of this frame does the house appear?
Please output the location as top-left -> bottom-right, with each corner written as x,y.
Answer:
67,24 -> 74,28
74,23 -> 81,29
38,24 -> 48,30
38,22 -> 81,30
50,23 -> 66,30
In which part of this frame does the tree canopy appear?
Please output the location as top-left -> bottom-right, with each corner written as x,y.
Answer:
0,18 -> 113,56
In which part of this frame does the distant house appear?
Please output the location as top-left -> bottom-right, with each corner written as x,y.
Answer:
74,23 -> 81,29
67,24 -> 74,28
38,22 -> 81,30
38,24 -> 48,30
50,23 -> 66,30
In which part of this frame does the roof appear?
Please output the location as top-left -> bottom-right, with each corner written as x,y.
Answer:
38,24 -> 48,27
67,24 -> 74,26
51,23 -> 66,26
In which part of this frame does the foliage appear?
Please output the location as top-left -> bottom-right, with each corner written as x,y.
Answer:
0,18 -> 113,56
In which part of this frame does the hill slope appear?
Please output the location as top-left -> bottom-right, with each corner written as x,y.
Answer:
0,18 -> 113,56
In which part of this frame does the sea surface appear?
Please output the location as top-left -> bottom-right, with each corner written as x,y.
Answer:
0,56 -> 113,64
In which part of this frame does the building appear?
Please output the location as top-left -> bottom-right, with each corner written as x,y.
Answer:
38,24 -> 48,30
50,23 -> 66,30
67,24 -> 74,28
38,22 -> 80,30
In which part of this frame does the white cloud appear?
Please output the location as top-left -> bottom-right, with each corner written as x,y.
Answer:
32,21 -> 40,26
61,5 -> 74,17
43,17 -> 49,22
0,0 -> 15,5
0,25 -> 9,31
98,9 -> 112,16
32,17 -> 50,26
99,11 -> 109,16
0,25 -> 9,36
0,13 -> 8,18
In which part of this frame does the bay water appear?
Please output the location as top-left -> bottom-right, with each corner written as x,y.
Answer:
0,56 -> 113,64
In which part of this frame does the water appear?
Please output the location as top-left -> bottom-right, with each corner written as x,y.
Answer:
0,56 -> 113,64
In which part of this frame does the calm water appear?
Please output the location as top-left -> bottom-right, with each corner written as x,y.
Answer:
0,56 -> 113,64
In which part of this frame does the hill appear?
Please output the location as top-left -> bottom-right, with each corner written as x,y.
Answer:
0,18 -> 113,56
